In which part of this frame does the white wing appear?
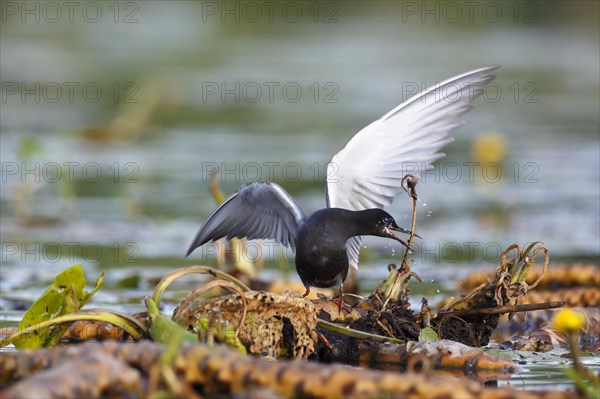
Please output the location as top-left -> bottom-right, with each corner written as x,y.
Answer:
326,66 -> 499,269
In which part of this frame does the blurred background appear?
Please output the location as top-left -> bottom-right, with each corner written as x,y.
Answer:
1,1 -> 599,312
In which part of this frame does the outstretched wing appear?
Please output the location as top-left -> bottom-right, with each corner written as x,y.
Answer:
186,181 -> 307,256
326,66 -> 499,269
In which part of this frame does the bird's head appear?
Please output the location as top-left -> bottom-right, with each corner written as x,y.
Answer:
362,209 -> 417,250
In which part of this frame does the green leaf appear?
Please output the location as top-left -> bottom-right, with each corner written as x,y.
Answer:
13,264 -> 103,349
146,297 -> 198,346
418,327 -> 440,342
1,310 -> 146,348
196,317 -> 247,354
510,241 -> 542,284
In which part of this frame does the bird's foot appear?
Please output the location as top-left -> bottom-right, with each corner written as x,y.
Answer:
332,297 -> 352,313
302,287 -> 310,298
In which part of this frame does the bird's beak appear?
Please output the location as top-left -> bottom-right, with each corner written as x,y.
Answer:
385,222 -> 420,250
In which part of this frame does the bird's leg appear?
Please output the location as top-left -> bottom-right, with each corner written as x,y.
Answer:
302,286 -> 310,298
333,284 -> 352,313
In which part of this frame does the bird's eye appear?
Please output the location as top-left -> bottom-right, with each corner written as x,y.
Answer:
383,217 -> 392,225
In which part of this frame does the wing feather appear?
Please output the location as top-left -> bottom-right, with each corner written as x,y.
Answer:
326,66 -> 499,268
186,181 -> 307,256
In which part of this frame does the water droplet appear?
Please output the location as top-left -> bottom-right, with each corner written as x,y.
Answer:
422,202 -> 427,207
436,289 -> 440,294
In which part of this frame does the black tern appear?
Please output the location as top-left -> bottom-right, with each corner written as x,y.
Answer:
187,66 -> 498,305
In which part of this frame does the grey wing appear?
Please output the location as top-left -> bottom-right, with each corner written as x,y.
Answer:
186,181 -> 307,256
326,66 -> 499,269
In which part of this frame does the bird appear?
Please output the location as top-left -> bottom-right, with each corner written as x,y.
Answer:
186,66 -> 499,306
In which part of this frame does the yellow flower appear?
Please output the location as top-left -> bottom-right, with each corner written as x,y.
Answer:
553,308 -> 587,333
471,132 -> 507,165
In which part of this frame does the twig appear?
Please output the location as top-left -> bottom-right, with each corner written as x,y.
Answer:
435,301 -> 565,318
380,174 -> 419,312
400,174 -> 419,270
317,319 -> 405,344
315,329 -> 333,350
440,280 -> 489,312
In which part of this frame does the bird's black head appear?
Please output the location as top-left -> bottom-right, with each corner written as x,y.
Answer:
359,209 -> 416,250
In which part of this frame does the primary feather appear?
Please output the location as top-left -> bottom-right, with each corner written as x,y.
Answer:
326,66 -> 499,269
186,181 -> 307,256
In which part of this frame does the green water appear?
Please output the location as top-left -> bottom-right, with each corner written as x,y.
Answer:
1,0 -> 599,392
